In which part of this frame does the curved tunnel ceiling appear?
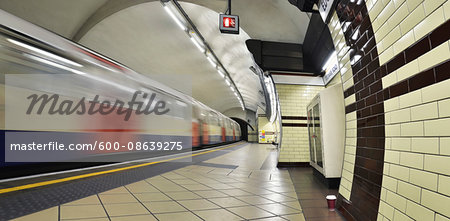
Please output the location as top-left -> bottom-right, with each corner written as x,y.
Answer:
0,0 -> 310,113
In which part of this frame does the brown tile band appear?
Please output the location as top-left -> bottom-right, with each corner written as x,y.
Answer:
281,123 -> 308,127
337,2 -> 449,221
336,0 -> 385,220
281,116 -> 308,120
343,19 -> 450,100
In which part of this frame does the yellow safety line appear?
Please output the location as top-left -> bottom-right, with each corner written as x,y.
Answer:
0,142 -> 243,194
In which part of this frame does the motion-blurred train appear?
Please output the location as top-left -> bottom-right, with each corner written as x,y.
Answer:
0,9 -> 241,164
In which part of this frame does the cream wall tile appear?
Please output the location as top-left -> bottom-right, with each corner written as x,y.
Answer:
347,129 -> 356,137
388,2 -> 409,31
393,0 -> 407,8
424,155 -> 450,175
339,186 -> 351,200
341,64 -> 353,82
417,41 -> 450,72
438,175 -> 450,196
343,77 -> 354,90
386,124 -> 401,137
400,152 -> 424,169
438,99 -> 450,118
386,137 -> 392,149
444,0 -> 450,19
401,122 -> 424,136
394,209 -> 414,221
385,97 -> 400,112
381,188 -> 388,201
392,138 -> 411,151
400,4 -> 426,34
375,22 -> 392,47
397,181 -> 422,202
410,102 -> 438,121
421,189 -> 450,217
386,191 -> 407,212
422,79 -> 450,103
436,214 -> 450,221
346,120 -> 356,129
406,0 -> 424,11
377,1 -> 396,27
423,0 -> 446,15
383,175 -> 399,191
409,168 -> 438,190
424,118 -> 450,136
385,112 -> 392,124
396,60 -> 420,82
379,201 -> 395,220
382,27 -> 402,52
379,46 -> 395,65
441,138 -> 450,155
414,7 -> 446,40
399,90 -> 422,109
346,112 -> 356,121
384,163 -> 391,175
344,94 -> 356,106
394,30 -> 415,55
382,72 -> 398,88
390,164 -> 410,181
411,137 -> 439,154
369,0 -> 385,21
391,108 -> 411,124
405,200 -> 435,221
385,150 -> 400,164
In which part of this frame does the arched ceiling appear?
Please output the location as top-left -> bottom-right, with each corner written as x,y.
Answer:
0,0 -> 310,113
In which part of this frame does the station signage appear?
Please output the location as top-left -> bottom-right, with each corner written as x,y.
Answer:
318,0 -> 337,24
323,53 -> 339,85
219,14 -> 239,34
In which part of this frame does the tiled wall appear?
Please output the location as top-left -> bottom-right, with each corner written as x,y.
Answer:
370,0 -> 450,220
276,84 -> 323,163
325,0 -> 450,220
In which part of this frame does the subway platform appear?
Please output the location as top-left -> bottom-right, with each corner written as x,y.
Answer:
0,143 -> 344,221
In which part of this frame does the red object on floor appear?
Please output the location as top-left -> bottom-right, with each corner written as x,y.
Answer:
326,195 -> 337,211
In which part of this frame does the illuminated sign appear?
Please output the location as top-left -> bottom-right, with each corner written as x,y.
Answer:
219,14 -> 239,34
322,52 -> 339,85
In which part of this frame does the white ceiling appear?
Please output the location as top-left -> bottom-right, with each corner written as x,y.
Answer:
0,0 -> 310,113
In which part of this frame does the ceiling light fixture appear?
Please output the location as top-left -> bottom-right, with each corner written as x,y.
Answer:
190,35 -> 205,53
163,4 -> 187,31
206,56 -> 216,68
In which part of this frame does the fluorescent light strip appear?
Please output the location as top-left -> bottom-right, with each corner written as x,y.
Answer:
218,69 -> 225,77
230,87 -> 235,92
206,56 -> 216,68
190,36 -> 205,53
225,79 -> 231,86
8,38 -> 82,67
163,5 -> 186,31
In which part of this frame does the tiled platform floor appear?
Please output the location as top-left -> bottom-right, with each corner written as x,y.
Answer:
289,168 -> 345,221
11,143 -> 345,221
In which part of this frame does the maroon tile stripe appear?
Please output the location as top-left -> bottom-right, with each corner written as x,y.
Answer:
335,2 -> 450,221
281,123 -> 308,127
335,0 -> 385,220
281,116 -> 308,120
344,19 -> 450,100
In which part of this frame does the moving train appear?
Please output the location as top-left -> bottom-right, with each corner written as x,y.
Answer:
0,9 -> 241,164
